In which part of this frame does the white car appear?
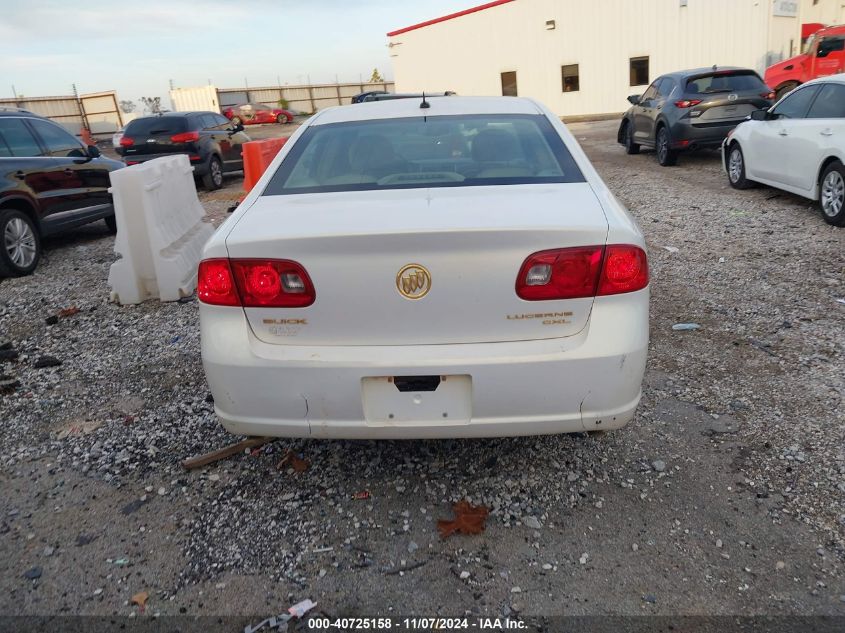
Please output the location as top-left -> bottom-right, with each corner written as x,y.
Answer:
723,73 -> 845,226
197,96 -> 649,439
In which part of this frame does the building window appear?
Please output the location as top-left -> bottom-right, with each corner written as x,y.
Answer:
561,64 -> 580,92
630,56 -> 649,86
501,71 -> 518,96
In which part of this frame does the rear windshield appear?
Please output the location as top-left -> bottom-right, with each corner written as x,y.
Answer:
262,114 -> 585,195
686,72 -> 766,94
124,117 -> 188,136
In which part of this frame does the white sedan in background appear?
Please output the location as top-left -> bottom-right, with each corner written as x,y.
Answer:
723,73 -> 845,226
198,96 -> 649,439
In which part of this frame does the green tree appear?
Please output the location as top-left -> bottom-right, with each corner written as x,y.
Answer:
370,68 -> 384,83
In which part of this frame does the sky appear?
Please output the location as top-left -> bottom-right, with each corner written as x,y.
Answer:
3,0 -> 475,105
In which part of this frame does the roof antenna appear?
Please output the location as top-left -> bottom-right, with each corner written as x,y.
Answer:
420,91 -> 430,109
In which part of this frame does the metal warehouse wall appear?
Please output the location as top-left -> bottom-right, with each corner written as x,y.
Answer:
388,0 -> 801,118
800,0 -> 845,25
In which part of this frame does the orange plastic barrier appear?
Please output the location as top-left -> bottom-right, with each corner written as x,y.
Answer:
242,137 -> 288,193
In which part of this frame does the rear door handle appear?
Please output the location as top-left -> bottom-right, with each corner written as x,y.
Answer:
778,130 -> 789,136
14,170 -> 26,180
821,129 -> 834,136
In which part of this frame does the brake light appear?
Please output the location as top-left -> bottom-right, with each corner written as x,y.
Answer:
119,136 -> 134,147
197,258 -> 315,307
761,90 -> 776,100
597,245 -> 649,296
170,131 -> 200,143
516,247 -> 604,300
675,99 -> 702,108
516,245 -> 647,301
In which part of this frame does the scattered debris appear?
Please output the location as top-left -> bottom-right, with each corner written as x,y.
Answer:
351,490 -> 371,501
131,590 -> 149,612
120,499 -> 147,515
643,594 -> 657,604
662,246 -> 679,253
437,500 -> 490,539
672,323 -> 701,331
76,533 -> 98,547
22,566 -> 42,580
579,553 -> 589,565
384,559 -> 428,575
522,516 -> 542,530
459,570 -> 471,580
181,436 -> 274,470
56,420 -> 102,440
278,449 -> 310,473
114,558 -> 129,566
651,460 -> 666,472
288,598 -> 317,618
33,355 -> 62,369
58,306 -> 81,318
0,375 -> 20,394
311,546 -> 334,554
0,343 -> 18,362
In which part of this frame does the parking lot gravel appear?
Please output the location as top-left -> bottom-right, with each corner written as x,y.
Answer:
0,120 -> 842,620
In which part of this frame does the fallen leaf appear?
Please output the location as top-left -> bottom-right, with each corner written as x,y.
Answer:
58,306 -> 80,318
437,500 -> 489,539
277,449 -> 310,472
131,591 -> 148,612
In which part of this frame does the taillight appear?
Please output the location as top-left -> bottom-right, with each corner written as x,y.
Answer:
597,245 -> 649,296
197,258 -> 315,307
197,259 -> 240,306
761,90 -> 776,100
675,99 -> 702,108
516,247 -> 604,300
516,245 -> 647,301
170,131 -> 200,143
119,136 -> 134,147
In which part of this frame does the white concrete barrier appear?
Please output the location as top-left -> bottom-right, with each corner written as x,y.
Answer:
108,155 -> 214,304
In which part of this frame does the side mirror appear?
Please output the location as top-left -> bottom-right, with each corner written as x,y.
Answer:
86,144 -> 101,158
627,94 -> 642,105
750,109 -> 771,121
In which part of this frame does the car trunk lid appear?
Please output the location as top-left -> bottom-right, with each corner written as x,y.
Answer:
225,184 -> 609,346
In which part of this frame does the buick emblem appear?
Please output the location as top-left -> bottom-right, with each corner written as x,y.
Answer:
728,94 -> 738,101
396,264 -> 431,300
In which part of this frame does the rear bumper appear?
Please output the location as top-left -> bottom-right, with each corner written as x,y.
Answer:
670,121 -> 744,149
124,152 -> 206,173
200,291 -> 649,439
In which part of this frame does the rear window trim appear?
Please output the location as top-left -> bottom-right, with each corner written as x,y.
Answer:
262,113 -> 585,196
124,116 -> 189,136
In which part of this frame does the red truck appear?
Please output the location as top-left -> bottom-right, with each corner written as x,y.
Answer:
765,24 -> 845,98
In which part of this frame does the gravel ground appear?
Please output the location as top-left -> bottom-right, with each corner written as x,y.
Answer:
0,120 -> 843,620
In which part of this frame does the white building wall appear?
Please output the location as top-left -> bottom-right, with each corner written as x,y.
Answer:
389,0 -> 800,118
801,0 -> 845,24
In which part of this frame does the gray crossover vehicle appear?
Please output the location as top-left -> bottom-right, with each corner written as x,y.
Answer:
618,67 -> 774,166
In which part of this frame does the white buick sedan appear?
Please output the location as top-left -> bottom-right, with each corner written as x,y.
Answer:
198,96 -> 649,439
723,73 -> 845,226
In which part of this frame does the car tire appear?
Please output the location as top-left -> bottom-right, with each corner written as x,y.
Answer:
202,156 -> 224,191
656,126 -> 678,167
0,208 -> 40,277
727,143 -> 753,190
775,82 -> 800,101
276,114 -> 288,124
819,161 -> 845,227
104,215 -> 117,234
230,116 -> 242,126
624,121 -> 640,155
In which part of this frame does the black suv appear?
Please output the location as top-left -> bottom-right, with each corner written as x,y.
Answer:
0,108 -> 124,277
117,112 -> 250,189
618,67 -> 774,166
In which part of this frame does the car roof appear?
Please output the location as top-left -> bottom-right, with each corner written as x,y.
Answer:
130,111 -> 216,120
0,107 -> 41,118
312,96 -> 544,125
661,66 -> 756,80
802,72 -> 845,88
